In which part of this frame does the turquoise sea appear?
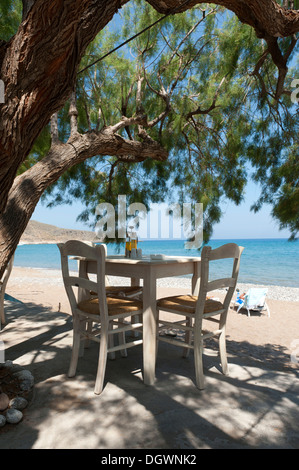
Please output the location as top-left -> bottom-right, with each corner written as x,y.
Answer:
14,239 -> 299,288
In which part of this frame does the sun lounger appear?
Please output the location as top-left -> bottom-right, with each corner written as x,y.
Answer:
234,287 -> 270,317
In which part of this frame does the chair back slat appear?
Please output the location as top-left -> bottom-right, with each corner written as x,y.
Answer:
207,277 -> 236,291
66,276 -> 99,294
58,241 -> 107,316
208,243 -> 241,261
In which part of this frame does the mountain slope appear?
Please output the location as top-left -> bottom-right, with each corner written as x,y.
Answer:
20,220 -> 98,244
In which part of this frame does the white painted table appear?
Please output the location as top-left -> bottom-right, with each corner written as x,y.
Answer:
79,255 -> 201,385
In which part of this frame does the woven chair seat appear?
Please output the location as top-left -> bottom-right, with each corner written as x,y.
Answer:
157,295 -> 224,314
78,296 -> 143,316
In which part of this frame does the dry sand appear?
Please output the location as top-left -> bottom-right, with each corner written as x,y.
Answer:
5,266 -> 299,370
1,266 -> 298,449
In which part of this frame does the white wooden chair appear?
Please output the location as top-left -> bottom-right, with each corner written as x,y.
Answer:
80,242 -> 143,300
0,253 -> 15,329
58,240 -> 143,395
156,243 -> 244,390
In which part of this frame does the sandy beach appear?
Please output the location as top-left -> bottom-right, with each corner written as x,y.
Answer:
5,266 -> 299,369
1,266 -> 298,449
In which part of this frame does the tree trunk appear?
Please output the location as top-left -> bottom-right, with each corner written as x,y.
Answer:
147,0 -> 299,37
0,124 -> 168,278
0,0 -> 123,212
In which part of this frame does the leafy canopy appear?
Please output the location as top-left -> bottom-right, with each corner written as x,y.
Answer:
12,0 -> 299,241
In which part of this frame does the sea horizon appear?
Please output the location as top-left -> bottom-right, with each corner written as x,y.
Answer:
13,238 -> 299,288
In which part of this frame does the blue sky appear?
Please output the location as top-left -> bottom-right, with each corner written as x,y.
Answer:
32,178 -> 291,240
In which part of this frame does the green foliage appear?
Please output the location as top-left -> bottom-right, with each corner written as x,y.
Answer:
12,0 -> 298,241
278,0 -> 299,9
0,1 -> 22,41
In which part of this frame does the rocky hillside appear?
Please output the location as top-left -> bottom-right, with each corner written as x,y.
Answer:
20,220 -> 98,244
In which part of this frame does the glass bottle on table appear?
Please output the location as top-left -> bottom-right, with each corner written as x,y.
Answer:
130,231 -> 138,258
125,233 -> 131,258
125,226 -> 134,257
131,231 -> 137,250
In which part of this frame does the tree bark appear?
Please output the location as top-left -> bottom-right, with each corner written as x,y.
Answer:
147,0 -> 299,38
0,0 -> 123,212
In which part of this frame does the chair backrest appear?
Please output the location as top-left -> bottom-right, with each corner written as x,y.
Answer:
73,241 -> 111,287
57,240 -> 107,318
244,288 -> 268,308
196,243 -> 244,323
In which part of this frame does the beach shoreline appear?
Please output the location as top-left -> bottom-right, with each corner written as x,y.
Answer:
4,266 -> 299,357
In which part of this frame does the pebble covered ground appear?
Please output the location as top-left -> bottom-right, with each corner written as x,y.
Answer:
0,361 -> 34,427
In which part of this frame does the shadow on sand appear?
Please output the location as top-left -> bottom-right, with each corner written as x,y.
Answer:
0,300 -> 298,449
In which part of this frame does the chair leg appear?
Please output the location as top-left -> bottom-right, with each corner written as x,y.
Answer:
108,323 -> 116,360
131,314 -> 140,338
156,310 -> 160,360
194,333 -> 205,390
94,326 -> 108,395
79,320 -> 89,357
182,316 -> 192,358
219,331 -> 228,375
0,288 -> 5,325
83,320 -> 93,349
119,319 -> 128,358
68,316 -> 81,378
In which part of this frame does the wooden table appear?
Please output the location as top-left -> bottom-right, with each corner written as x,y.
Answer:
79,255 -> 201,385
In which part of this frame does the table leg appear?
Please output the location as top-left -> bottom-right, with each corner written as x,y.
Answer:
142,269 -> 156,385
78,260 -> 90,303
131,277 -> 140,287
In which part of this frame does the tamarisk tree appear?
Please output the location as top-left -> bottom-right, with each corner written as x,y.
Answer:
41,1 -> 299,242
0,0 -> 298,277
